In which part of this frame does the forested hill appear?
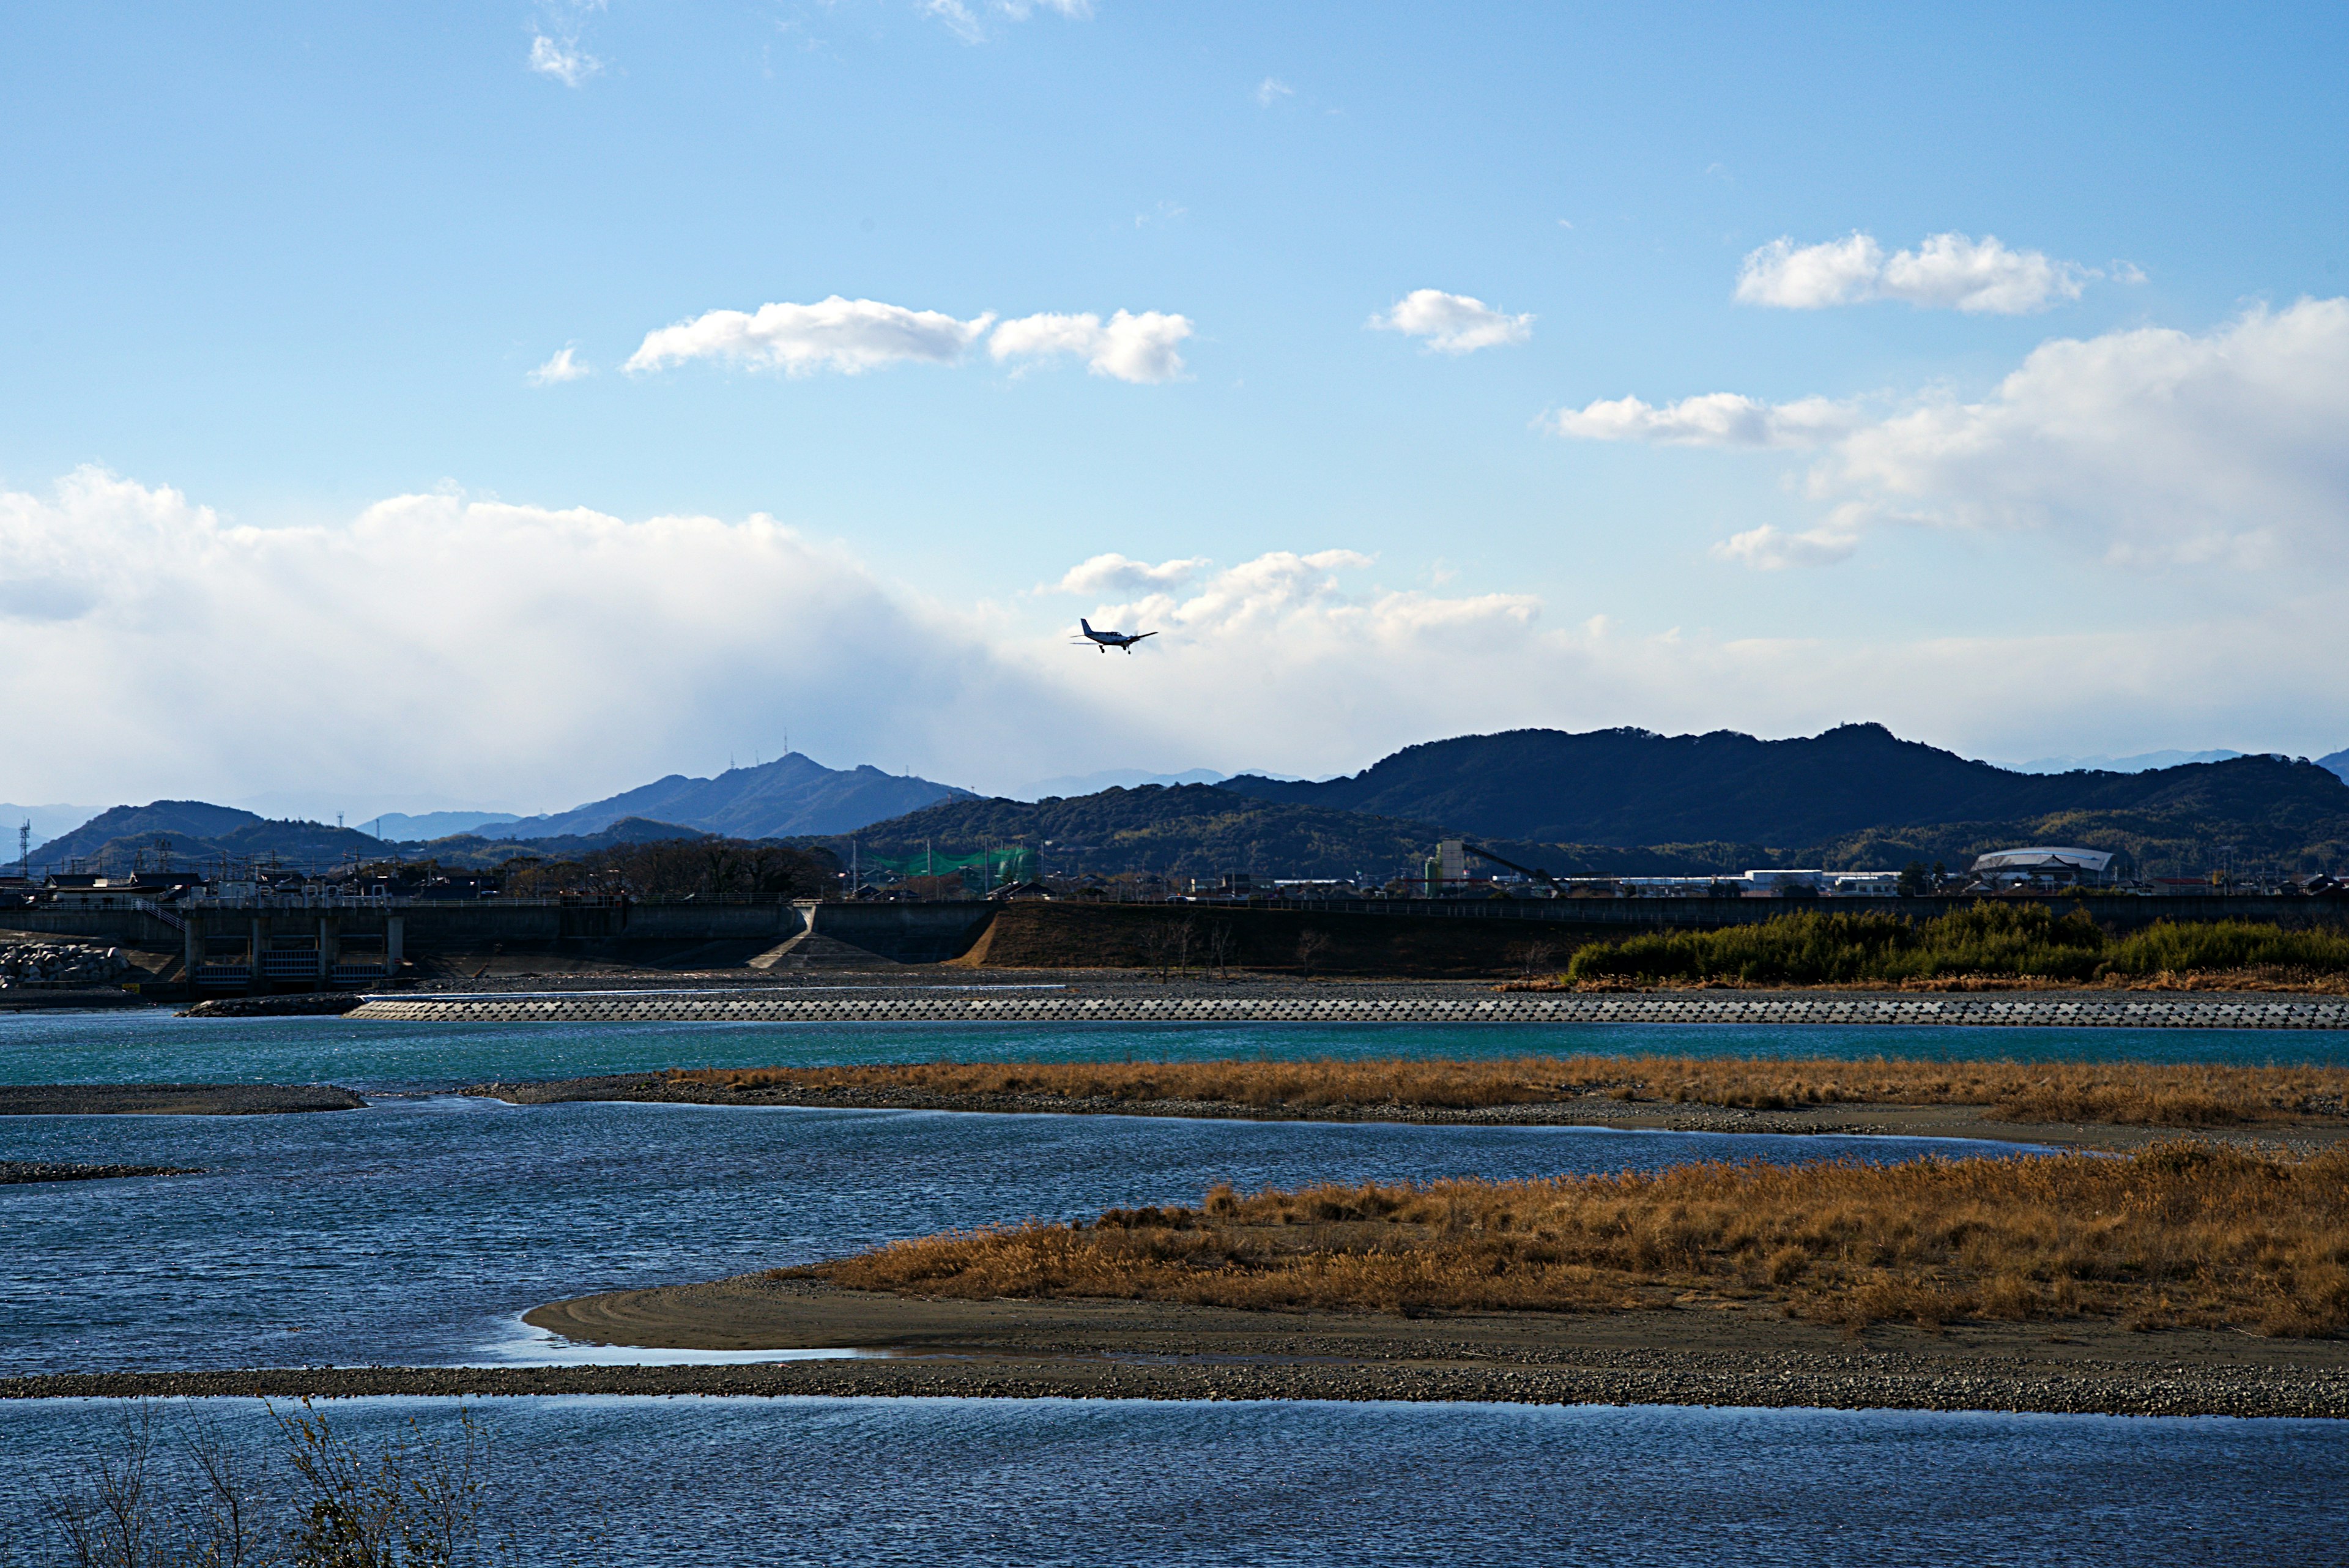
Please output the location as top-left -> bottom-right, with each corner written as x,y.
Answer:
807,785 -> 1750,883
1221,725 -> 2349,849
28,801 -> 390,873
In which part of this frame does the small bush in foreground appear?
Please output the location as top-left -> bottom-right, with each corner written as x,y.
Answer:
787,1142 -> 2349,1337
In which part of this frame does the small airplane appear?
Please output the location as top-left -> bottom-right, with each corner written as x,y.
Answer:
1075,618 -> 1158,655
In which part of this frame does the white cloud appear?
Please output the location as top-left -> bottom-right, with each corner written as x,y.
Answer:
1709,524 -> 1859,570
1736,232 -> 2093,314
526,347 -> 590,385
1369,289 -> 1533,355
1546,392 -> 1858,448
1255,77 -> 1293,106
921,0 -> 986,43
625,297 -> 996,376
988,310 -> 1193,384
6,469 -> 2348,801
1554,299 -> 2349,572
1817,299 -> 2349,565
924,0 -> 1091,42
527,34 -> 600,86
1048,554 -> 1211,596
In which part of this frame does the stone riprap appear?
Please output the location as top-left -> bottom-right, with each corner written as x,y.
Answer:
348,992 -> 2349,1028
0,940 -> 133,990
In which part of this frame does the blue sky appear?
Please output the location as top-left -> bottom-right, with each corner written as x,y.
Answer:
2,1 -> 2345,814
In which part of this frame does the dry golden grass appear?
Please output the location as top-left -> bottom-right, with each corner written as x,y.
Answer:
672,1056 -> 2349,1126
1508,967 -> 2349,995
785,1142 -> 2349,1336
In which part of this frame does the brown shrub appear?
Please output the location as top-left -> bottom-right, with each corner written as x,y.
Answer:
676,1056 -> 2349,1128
789,1142 -> 2349,1336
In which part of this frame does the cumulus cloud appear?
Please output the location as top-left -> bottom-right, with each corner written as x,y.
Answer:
6,469 -> 2348,803
620,298 -> 1192,382
1736,232 -> 2093,314
1709,524 -> 1860,570
1546,392 -> 1858,448
1819,299 -> 2349,565
987,310 -> 1193,384
526,347 -> 590,385
625,297 -> 996,376
1047,554 -> 1211,596
1554,299 -> 2349,571
1369,289 -> 1533,354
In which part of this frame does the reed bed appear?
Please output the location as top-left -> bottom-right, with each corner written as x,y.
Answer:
789,1142 -> 2349,1336
673,1056 -> 2349,1126
1554,905 -> 2349,988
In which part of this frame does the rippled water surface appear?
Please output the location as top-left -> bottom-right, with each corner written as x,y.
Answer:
4,1395 -> 2345,1567
1,1088 -> 2030,1373
5,1006 -> 2345,1093
6,1011 -> 2340,1564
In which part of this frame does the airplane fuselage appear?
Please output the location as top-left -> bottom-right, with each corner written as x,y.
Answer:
1079,619 -> 1157,654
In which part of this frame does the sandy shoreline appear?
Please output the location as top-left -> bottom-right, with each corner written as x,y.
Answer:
18,1277 -> 2318,1416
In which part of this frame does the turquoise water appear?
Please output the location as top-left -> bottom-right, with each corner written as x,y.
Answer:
5,1008 -> 2346,1093
4,1396 -> 2344,1566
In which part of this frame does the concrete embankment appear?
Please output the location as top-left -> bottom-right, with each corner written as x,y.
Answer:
357,992 -> 2349,1027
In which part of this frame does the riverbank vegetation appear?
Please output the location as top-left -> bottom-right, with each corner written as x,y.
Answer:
35,1400 -> 513,1567
670,1055 -> 2349,1126
792,1142 -> 2349,1336
1535,905 -> 2349,990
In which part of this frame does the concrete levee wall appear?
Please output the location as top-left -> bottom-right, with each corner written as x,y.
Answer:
804,901 -> 995,962
9,893 -> 2348,970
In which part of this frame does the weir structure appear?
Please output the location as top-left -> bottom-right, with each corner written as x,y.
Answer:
4,893 -> 2347,995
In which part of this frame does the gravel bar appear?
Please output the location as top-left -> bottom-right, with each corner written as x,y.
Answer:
0,1161 -> 204,1183
0,1083 -> 368,1116
6,1353 -> 2342,1418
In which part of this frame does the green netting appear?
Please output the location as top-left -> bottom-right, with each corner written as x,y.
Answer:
862,845 -> 1038,883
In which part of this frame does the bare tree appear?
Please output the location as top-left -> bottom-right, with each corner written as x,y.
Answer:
1508,938 -> 1558,978
1135,921 -> 1172,982
1205,921 -> 1236,982
1294,928 -> 1332,979
1172,916 -> 1197,980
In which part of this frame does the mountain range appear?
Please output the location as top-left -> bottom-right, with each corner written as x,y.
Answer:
21,726 -> 2349,881
470,754 -> 971,841
1221,725 -> 2349,852
812,726 -> 2349,883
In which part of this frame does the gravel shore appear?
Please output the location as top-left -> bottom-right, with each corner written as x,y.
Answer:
7,1350 -> 2342,1418
0,1084 -> 367,1116
0,1161 -> 204,1183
